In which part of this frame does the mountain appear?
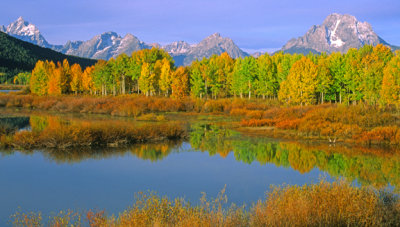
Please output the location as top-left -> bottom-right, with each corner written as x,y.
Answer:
281,13 -> 399,54
57,32 -> 248,65
0,31 -> 96,82
4,17 -> 52,48
1,17 -> 249,66
53,32 -> 151,60
251,52 -> 264,58
162,41 -> 191,55
174,33 -> 249,66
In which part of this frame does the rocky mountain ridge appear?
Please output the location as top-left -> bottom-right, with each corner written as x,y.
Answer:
2,17 -> 248,65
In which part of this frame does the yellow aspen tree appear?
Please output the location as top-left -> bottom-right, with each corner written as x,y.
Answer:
82,66 -> 95,94
278,56 -> 318,105
48,67 -> 63,95
171,66 -> 189,99
158,58 -> 172,96
30,60 -> 47,95
62,59 -> 71,93
70,64 -> 83,95
381,55 -> 400,105
139,62 -> 154,96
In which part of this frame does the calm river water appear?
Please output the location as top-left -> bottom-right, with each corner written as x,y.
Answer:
0,114 -> 398,224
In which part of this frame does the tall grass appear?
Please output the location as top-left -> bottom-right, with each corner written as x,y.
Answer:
10,181 -> 400,226
1,116 -> 186,149
3,93 -> 400,146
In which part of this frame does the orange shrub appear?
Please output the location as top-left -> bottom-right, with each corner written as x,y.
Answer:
357,126 -> 400,145
230,108 -> 248,117
245,110 -> 264,119
275,119 -> 302,130
240,119 -> 275,127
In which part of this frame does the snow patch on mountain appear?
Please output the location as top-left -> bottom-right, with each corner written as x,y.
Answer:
329,20 -> 345,47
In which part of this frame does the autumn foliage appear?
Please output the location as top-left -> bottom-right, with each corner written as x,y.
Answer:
23,44 -> 400,106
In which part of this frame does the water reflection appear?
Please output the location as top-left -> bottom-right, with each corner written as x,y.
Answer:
1,116 -> 400,190
0,116 -> 30,134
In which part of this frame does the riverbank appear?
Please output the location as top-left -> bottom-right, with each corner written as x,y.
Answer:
0,115 -> 186,149
11,180 -> 400,226
2,93 -> 400,149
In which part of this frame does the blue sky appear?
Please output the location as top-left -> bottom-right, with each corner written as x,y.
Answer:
1,0 -> 399,53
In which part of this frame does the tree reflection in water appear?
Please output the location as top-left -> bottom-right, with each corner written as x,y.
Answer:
1,117 -> 400,190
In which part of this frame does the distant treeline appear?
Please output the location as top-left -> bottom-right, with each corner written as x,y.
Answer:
28,44 -> 400,105
0,32 -> 96,83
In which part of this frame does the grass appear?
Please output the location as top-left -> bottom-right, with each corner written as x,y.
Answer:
10,181 -> 400,226
0,84 -> 27,90
0,115 -> 186,149
3,93 -> 400,148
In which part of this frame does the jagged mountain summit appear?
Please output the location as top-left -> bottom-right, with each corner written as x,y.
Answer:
281,13 -> 398,54
53,32 -> 151,60
177,33 -> 249,65
3,17 -> 51,48
162,41 -> 192,55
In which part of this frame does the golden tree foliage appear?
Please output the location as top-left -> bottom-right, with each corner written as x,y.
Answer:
81,66 -> 95,94
47,67 -> 63,95
278,57 -> 318,105
381,55 -> 400,105
139,62 -> 155,96
30,60 -> 56,96
70,64 -> 83,94
158,58 -> 172,96
171,66 -> 189,99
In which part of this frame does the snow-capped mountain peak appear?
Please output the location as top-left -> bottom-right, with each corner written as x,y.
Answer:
4,17 -> 50,48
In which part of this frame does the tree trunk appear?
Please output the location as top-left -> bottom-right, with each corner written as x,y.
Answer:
205,80 -> 208,100
248,80 -> 251,99
321,92 -> 324,104
121,75 -> 126,94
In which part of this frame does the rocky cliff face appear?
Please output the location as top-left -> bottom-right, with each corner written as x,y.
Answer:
281,13 -> 396,54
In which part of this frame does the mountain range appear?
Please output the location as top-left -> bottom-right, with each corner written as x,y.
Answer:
1,14 -> 399,65
1,17 -> 248,66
